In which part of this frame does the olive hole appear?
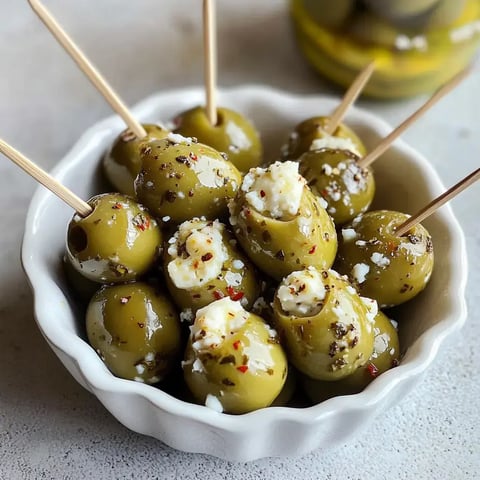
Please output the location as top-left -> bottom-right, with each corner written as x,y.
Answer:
215,111 -> 225,127
68,226 -> 88,254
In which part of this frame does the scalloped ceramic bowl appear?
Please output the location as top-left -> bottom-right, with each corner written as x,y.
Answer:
21,86 -> 468,461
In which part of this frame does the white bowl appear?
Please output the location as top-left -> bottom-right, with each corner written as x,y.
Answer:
21,86 -> 468,461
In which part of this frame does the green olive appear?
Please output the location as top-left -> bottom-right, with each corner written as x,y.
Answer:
134,137 -> 241,224
183,297 -> 288,414
348,12 -> 402,49
335,210 -> 434,308
86,282 -> 182,384
229,161 -> 337,280
301,0 -> 355,29
103,124 -> 170,196
66,193 -> 162,283
282,116 -> 366,161
272,267 -> 375,381
173,106 -> 263,173
298,148 -> 375,225
301,310 -> 400,402
163,218 -> 261,314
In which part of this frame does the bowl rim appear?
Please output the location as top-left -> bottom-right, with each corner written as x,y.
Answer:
21,85 -> 469,431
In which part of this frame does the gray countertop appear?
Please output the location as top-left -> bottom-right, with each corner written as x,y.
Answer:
0,1 -> 479,478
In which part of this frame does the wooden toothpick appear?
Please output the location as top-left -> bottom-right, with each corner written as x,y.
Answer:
395,168 -> 480,237
325,61 -> 376,136
28,0 -> 147,139
0,139 -> 92,217
203,0 -> 218,125
358,67 -> 472,169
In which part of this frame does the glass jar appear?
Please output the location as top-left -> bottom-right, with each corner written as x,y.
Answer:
290,0 -> 480,98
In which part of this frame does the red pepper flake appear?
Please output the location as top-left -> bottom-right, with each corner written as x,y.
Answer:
201,252 -> 213,262
189,152 -> 198,161
133,213 -> 150,231
366,362 -> 379,378
233,340 -> 241,350
227,286 -> 244,301
308,245 -> 317,254
112,203 -> 123,210
260,190 -> 266,198
213,290 -> 225,300
236,365 -> 248,373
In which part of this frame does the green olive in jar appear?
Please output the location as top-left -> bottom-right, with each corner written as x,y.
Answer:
183,297 -> 288,414
86,282 -> 182,384
66,193 -> 162,284
301,310 -> 400,402
134,136 -> 241,225
229,161 -> 337,280
272,267 -> 375,381
103,124 -> 170,196
363,0 -> 440,25
281,116 -> 366,161
298,148 -> 375,225
173,106 -> 263,173
164,218 -> 261,315
335,210 -> 434,308
301,0 -> 355,29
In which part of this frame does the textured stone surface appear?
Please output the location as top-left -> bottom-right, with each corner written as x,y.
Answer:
0,1 -> 479,478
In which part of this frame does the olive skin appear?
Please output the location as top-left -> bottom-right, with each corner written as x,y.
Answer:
66,193 -> 162,284
298,148 -> 375,225
164,218 -> 261,314
63,254 -> 100,303
301,311 -> 400,403
183,298 -> 288,414
272,268 -> 375,381
335,210 -> 434,308
134,138 -> 242,224
282,116 -> 366,161
173,106 -> 263,173
229,178 -> 337,281
86,282 -> 182,384
103,124 -> 170,196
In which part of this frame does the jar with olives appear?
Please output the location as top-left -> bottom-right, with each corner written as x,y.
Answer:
291,0 -> 480,97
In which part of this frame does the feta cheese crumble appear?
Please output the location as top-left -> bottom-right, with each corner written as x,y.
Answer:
167,220 -> 228,289
341,228 -> 357,242
241,161 -> 306,219
190,297 -> 249,352
370,252 -> 391,268
309,136 -> 361,157
167,132 -> 194,145
352,263 -> 370,284
277,267 -> 327,317
205,394 -> 223,413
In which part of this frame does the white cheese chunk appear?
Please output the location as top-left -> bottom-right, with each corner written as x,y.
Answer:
310,136 -> 361,157
205,394 -> 223,413
352,263 -> 370,284
277,267 -> 327,317
167,220 -> 228,289
242,161 -> 305,218
370,252 -> 391,268
190,297 -> 249,352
